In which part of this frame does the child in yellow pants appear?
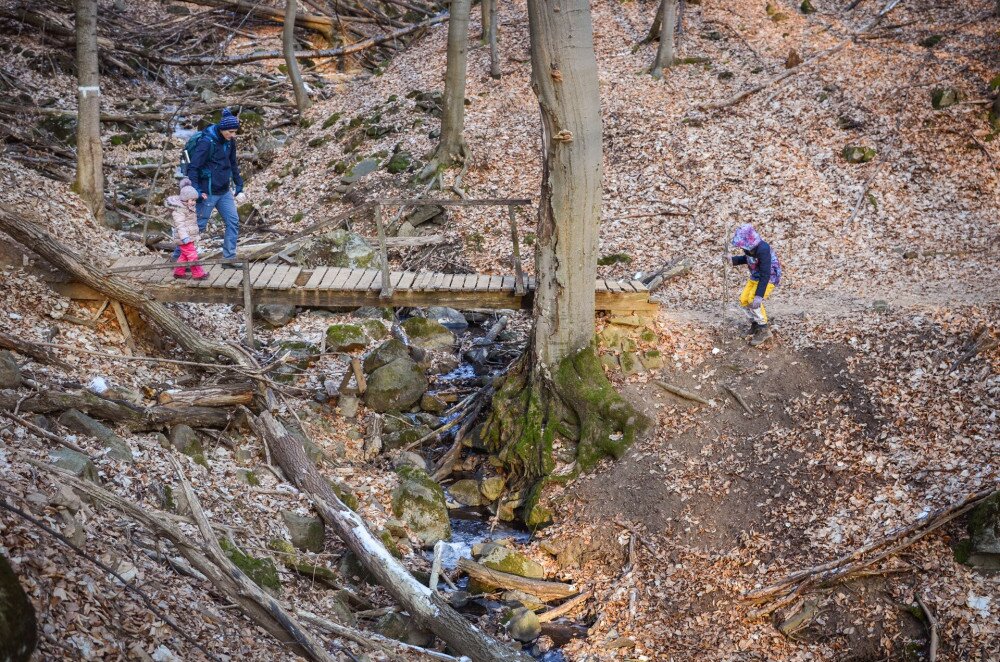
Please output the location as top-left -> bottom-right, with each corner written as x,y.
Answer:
727,224 -> 782,347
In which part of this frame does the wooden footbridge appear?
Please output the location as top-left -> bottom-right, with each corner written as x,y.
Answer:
58,198 -> 655,315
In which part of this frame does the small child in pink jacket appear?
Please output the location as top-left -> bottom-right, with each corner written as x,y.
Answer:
167,179 -> 207,280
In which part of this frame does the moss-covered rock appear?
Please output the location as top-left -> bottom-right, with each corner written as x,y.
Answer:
168,424 -> 208,467
448,479 -> 483,507
326,323 -> 369,352
376,612 -> 434,647
391,464 -> 450,548
236,469 -> 260,486
219,538 -> 281,596
969,491 -> 1000,555
479,475 -> 506,502
58,410 -> 133,463
365,358 -> 427,413
480,546 -> 544,579
931,87 -> 960,109
522,481 -> 554,530
329,478 -> 360,511
281,511 -> 325,553
321,111 -> 343,129
505,607 -> 540,643
363,338 -> 410,374
800,0 -> 816,13
0,553 -> 36,662
275,340 -> 320,369
598,253 -> 632,266
385,151 -> 413,174
401,317 -> 454,351
360,318 -> 389,341
842,145 -> 877,164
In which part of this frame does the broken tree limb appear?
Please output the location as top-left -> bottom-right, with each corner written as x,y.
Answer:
0,410 -> 90,455
169,455 -> 338,662
181,0 -> 335,36
249,410 -> 531,662
0,388 -> 232,430
723,384 -> 753,416
656,380 -> 711,405
537,590 -> 593,623
645,257 -> 692,292
0,207 -> 243,364
147,13 -> 448,66
27,458 -> 318,660
745,487 -> 997,617
157,382 -> 255,408
456,558 -> 578,602
0,331 -> 73,369
916,594 -> 939,662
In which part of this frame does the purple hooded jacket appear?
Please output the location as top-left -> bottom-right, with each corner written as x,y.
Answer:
730,224 -> 781,297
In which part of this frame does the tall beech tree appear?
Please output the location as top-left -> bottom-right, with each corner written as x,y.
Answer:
283,0 -> 312,113
74,0 -> 105,223
419,0 -> 471,181
482,0 -> 648,526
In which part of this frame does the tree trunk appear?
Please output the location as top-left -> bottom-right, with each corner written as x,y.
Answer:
488,0 -> 500,79
480,0 -> 492,42
419,0 -> 471,181
481,0 -> 649,527
0,208 -> 242,365
650,0 -> 677,78
283,0 -> 312,114
74,0 -> 105,224
251,411 -> 531,662
642,0 -> 664,44
0,553 -> 36,662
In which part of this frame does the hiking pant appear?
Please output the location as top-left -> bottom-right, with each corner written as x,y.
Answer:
740,279 -> 775,325
173,191 -> 240,260
174,242 -> 205,278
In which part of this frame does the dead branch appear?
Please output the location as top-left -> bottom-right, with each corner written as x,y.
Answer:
157,382 -> 255,408
656,380 -> 710,405
722,384 -> 753,416
456,558 -> 578,602
746,487 -> 997,618
537,590 -> 593,623
147,13 -> 448,66
916,594 -> 938,662
0,331 -> 73,370
296,609 -> 466,661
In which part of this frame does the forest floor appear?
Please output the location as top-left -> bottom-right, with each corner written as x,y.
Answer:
0,0 -> 998,660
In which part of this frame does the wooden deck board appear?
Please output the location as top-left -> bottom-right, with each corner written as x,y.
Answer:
304,268 -> 328,289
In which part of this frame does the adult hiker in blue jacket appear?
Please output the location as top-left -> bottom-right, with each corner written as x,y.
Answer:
725,224 -> 782,347
185,108 -> 247,268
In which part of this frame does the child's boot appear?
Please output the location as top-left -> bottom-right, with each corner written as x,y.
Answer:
750,324 -> 773,347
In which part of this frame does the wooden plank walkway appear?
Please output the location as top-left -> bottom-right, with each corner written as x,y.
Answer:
56,256 -> 656,313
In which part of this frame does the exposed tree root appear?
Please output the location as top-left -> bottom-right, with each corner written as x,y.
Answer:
483,345 -> 650,526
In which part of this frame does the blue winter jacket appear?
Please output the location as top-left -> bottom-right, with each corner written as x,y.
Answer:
186,124 -> 244,196
731,240 -> 781,298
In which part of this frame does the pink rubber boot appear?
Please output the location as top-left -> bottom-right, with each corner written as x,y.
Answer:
185,243 -> 207,279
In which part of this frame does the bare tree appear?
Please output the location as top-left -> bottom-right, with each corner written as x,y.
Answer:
480,0 -> 492,43
74,0 -> 105,224
488,0 -> 500,79
650,0 -> 678,79
419,0 -> 471,182
482,0 -> 648,526
283,0 -> 312,113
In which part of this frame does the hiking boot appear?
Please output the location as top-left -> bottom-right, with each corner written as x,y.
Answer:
747,321 -> 760,336
192,273 -> 209,281
221,261 -> 245,270
750,325 -> 773,347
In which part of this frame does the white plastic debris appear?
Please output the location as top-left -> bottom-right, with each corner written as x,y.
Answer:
967,593 -> 991,619
151,645 -> 179,662
88,377 -> 109,394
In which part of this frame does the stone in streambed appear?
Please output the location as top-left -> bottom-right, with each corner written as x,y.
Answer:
391,464 -> 450,548
363,338 -> 410,374
448,479 -> 483,507
480,546 -> 545,580
505,607 -> 541,643
326,323 -> 369,352
364,358 -> 427,413
401,317 -> 455,351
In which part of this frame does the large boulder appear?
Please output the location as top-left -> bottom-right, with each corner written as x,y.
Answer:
281,511 -> 325,553
401,317 -> 455,351
169,424 -> 208,467
363,338 -> 410,374
424,307 -> 468,331
295,229 -> 383,270
0,553 -> 37,662
58,410 -> 133,462
254,304 -> 297,328
449,479 -> 483,507
968,491 -> 1000,566
391,465 -> 451,548
0,351 -> 22,389
376,612 -> 434,647
326,323 -> 369,352
505,607 -> 541,643
479,546 -> 545,579
364,358 -> 427,413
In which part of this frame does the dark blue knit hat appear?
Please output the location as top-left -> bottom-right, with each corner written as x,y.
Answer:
218,107 -> 240,131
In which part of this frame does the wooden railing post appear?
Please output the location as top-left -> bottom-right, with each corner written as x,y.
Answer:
507,204 -> 526,296
374,204 -> 392,299
242,261 -> 254,347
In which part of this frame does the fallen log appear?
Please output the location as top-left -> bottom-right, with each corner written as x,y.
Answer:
456,558 -> 578,602
250,410 -> 531,662
537,590 -> 593,623
0,331 -> 73,369
30,458 -> 321,660
0,207 -> 242,364
151,13 -> 448,66
182,0 -> 335,36
158,382 -> 255,408
0,389 -> 232,430
655,380 -> 710,405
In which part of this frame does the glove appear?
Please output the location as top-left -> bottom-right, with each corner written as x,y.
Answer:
750,296 -> 763,310
235,191 -> 247,204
